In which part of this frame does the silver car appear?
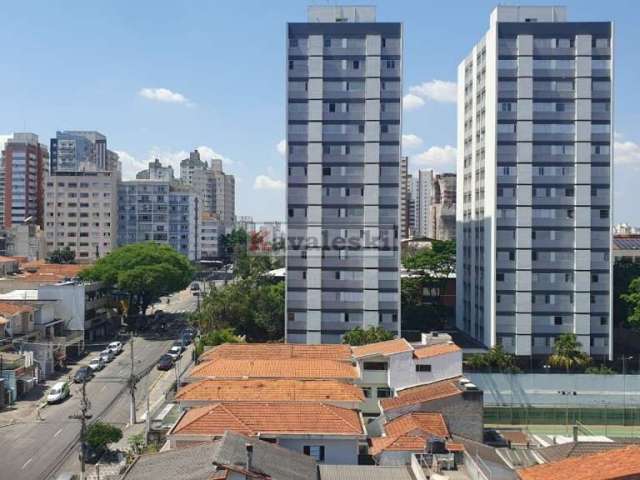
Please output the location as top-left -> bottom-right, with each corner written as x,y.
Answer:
88,357 -> 105,371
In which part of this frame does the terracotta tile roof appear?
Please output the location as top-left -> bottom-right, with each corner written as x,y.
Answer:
17,261 -> 89,283
176,379 -> 364,403
446,442 -> 465,452
413,342 -> 461,359
370,435 -> 426,455
171,402 -> 364,437
0,302 -> 34,315
536,442 -> 633,464
380,377 -> 462,411
352,338 -> 413,358
0,256 -> 18,263
517,445 -> 640,480
200,343 -> 352,362
384,413 -> 449,439
188,358 -> 358,381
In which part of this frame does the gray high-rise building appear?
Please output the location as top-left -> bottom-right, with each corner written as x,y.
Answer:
50,131 -> 107,173
456,6 -> 613,359
286,5 -> 402,344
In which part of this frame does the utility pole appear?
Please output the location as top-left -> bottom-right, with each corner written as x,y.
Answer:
128,335 -> 137,425
69,379 -> 91,480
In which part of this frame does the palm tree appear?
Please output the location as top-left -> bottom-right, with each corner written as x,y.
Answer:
548,333 -> 591,372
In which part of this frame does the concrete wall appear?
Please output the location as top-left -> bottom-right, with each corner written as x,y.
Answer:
389,350 -> 462,391
467,373 -> 640,407
38,284 -> 85,331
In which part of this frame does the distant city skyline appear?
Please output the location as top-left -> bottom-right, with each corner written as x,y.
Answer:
0,0 -> 638,222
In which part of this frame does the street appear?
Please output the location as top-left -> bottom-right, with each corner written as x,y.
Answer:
0,285 -> 201,480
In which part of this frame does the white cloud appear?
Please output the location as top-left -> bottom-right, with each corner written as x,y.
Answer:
194,145 -> 233,166
402,134 -> 423,151
409,80 -> 457,104
402,93 -> 425,111
615,140 -> 640,166
138,87 -> 190,105
412,145 -> 457,171
254,175 -> 285,190
276,139 -> 287,157
115,150 -> 147,180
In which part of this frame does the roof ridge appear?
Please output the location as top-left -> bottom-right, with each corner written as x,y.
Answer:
220,403 -> 255,433
175,403 -> 221,433
321,403 -> 360,432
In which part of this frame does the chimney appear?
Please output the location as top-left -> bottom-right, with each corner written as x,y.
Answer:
245,443 -> 253,471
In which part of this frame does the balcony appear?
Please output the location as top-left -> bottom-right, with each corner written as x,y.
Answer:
323,89 -> 365,100
323,63 -> 365,79
532,68 -> 575,78
288,65 -> 309,77
322,154 -> 364,165
323,111 -> 364,122
532,90 -> 574,100
532,111 -> 575,122
322,132 -> 364,143
533,47 -> 575,57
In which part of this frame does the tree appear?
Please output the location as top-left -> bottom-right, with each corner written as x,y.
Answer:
466,345 -> 520,372
585,364 -> 615,375
621,277 -> 640,330
195,327 -> 243,358
615,259 -> 640,328
47,247 -> 76,264
221,228 -> 250,264
80,243 -> 193,321
547,333 -> 591,372
86,422 -> 122,453
342,326 -> 394,346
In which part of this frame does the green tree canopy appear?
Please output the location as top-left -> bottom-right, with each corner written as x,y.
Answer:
614,259 -> 640,328
80,243 -> 193,319
86,422 -> 122,452
466,345 -> 520,372
548,333 -> 591,372
46,247 -> 76,264
621,277 -> 640,330
342,326 -> 394,346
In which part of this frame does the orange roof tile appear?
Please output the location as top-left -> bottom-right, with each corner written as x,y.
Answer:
413,342 -> 461,359
0,302 -> 34,316
176,379 -> 364,403
380,377 -> 462,411
370,435 -> 426,455
0,256 -> 18,263
445,442 -> 465,452
517,445 -> 640,480
352,338 -> 413,359
384,413 -> 449,439
171,402 -> 364,437
200,343 -> 352,362
18,261 -> 89,283
188,358 -> 358,381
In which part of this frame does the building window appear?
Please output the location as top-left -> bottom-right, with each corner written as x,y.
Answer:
600,209 -> 609,219
392,313 -> 398,323
288,60 -> 294,70
386,60 -> 396,69
324,38 -> 331,48
287,312 -> 295,322
600,316 -> 607,326
496,273 -> 504,282
289,38 -> 298,48
416,364 -> 432,372
353,60 -> 360,69
303,446 -> 325,462
344,313 -> 350,323
323,167 -> 331,176
592,274 -> 599,283
377,387 -> 392,398
329,103 -> 336,112
565,187 -> 574,197
363,362 -> 387,371
362,387 -> 372,398
554,316 -> 563,326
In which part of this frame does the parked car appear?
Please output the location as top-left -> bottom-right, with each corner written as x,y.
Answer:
166,346 -> 182,361
100,349 -> 115,363
190,282 -> 200,291
108,341 -> 123,355
74,366 -> 94,384
47,381 -> 70,404
157,354 -> 174,371
172,340 -> 186,352
88,357 -> 105,372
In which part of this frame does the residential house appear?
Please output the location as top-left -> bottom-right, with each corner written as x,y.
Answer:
175,379 -> 364,410
199,343 -> 353,363
0,350 -> 36,403
352,338 -> 462,417
167,402 -> 366,464
378,377 -> 484,442
0,257 -> 19,276
517,445 -> 640,480
0,302 -> 35,339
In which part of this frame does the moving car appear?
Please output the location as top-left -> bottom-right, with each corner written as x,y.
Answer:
157,354 -> 174,371
166,346 -> 182,361
88,357 -> 105,372
47,381 -> 70,404
190,282 -> 200,291
108,341 -> 123,355
74,366 -> 94,384
100,349 -> 115,363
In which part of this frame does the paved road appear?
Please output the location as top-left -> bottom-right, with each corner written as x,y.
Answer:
0,286 -> 201,480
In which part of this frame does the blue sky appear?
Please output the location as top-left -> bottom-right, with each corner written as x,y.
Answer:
1,0 -> 638,223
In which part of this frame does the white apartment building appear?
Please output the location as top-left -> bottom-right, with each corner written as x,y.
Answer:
44,171 -> 118,261
456,6 -> 613,358
414,169 -> 433,238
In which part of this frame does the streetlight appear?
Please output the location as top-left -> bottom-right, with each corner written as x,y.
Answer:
558,390 -> 577,434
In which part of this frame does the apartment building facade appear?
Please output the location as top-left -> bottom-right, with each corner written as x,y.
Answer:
117,178 -> 198,260
430,173 -> 456,241
456,6 -> 613,358
414,169 -> 433,238
44,171 -> 118,261
286,5 -> 402,344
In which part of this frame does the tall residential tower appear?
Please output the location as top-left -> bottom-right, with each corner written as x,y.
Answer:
286,6 -> 402,344
456,6 -> 613,358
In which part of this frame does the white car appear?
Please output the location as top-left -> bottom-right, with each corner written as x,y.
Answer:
100,349 -> 115,363
47,381 -> 70,404
108,341 -> 123,355
166,346 -> 182,361
88,357 -> 105,371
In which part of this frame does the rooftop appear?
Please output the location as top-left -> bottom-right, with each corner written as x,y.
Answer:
0,302 -> 34,316
352,338 -> 413,359
200,343 -> 352,362
613,235 -> 640,251
370,412 -> 450,456
188,358 -> 358,381
0,261 -> 89,284
413,342 -> 461,359
171,402 -> 364,437
176,379 -> 364,403
123,431 -> 317,480
380,377 -> 463,411
517,445 -> 640,480
319,465 -> 415,480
